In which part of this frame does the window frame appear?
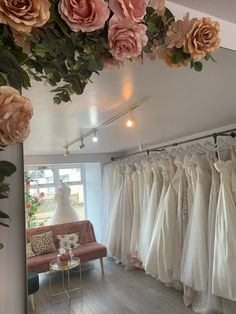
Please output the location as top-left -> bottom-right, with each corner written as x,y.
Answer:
24,163 -> 87,220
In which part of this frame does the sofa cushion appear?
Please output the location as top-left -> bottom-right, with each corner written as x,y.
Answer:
29,231 -> 56,255
27,220 -> 96,248
26,243 -> 35,258
57,232 -> 80,249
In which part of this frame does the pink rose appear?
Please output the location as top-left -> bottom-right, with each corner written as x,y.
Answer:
109,0 -> 147,23
108,15 -> 148,61
0,86 -> 33,145
58,0 -> 110,32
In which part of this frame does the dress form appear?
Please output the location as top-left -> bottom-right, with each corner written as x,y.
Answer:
48,183 -> 79,225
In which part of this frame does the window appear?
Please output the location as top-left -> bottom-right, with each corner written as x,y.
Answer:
24,164 -> 86,228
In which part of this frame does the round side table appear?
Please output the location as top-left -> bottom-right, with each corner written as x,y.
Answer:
49,257 -> 82,300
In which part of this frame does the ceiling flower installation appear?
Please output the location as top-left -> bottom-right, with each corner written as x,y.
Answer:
0,0 -> 220,104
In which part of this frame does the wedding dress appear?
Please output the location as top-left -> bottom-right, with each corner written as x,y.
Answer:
120,165 -> 134,265
212,150 -> 236,302
145,158 -> 177,283
192,152 -> 222,313
130,168 -> 140,256
181,153 -> 211,292
142,160 -> 162,264
106,164 -> 124,260
145,158 -> 170,275
172,153 -> 188,286
138,159 -> 153,263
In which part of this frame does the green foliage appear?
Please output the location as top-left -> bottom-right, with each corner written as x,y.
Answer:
0,3 -> 219,103
0,151 -> 16,249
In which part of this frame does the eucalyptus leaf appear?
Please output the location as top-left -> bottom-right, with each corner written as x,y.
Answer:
0,243 -> 3,250
0,210 -> 9,219
194,61 -> 203,72
0,161 -> 17,176
0,221 -> 9,228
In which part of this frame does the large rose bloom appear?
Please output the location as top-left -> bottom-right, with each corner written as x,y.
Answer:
184,17 -> 220,60
58,0 -> 110,32
0,86 -> 33,145
0,0 -> 50,33
108,15 -> 148,61
109,0 -> 147,23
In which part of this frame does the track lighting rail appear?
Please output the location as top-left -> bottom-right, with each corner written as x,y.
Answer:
63,97 -> 149,155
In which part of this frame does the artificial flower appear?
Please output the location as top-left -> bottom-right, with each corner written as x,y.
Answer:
58,0 -> 110,32
184,17 -> 221,60
150,0 -> 165,13
108,15 -> 148,61
0,0 -> 50,33
0,86 -> 33,145
165,14 -> 197,49
109,0 -> 147,23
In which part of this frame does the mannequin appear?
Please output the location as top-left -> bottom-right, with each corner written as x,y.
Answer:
48,183 -> 79,225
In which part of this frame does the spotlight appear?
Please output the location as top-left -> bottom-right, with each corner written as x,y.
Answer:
79,139 -> 85,150
92,132 -> 98,143
125,117 -> 136,128
64,147 -> 69,157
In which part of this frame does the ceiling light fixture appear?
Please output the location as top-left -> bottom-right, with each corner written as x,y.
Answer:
92,132 -> 98,143
79,139 -> 85,150
64,147 -> 69,157
125,117 -> 136,128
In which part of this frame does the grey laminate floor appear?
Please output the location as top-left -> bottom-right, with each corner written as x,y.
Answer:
28,257 -> 194,314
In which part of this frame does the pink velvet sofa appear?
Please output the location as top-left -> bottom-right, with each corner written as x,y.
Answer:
27,220 -> 107,273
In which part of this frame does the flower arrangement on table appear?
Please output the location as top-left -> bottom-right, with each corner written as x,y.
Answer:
0,0 -> 221,104
57,247 -> 73,266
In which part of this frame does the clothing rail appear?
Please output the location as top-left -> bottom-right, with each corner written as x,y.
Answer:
111,128 -> 236,161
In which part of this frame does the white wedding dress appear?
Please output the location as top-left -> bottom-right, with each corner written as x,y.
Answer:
130,168 -> 140,256
145,158 -> 177,283
106,164 -> 124,260
145,158 -> 170,275
181,153 -> 211,292
142,159 -> 162,265
120,165 -> 134,265
212,150 -> 236,302
172,153 -> 188,286
138,160 -> 153,263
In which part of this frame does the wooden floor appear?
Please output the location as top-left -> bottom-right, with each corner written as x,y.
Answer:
28,257 -> 194,314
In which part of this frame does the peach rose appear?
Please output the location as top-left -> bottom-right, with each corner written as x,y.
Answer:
108,15 -> 148,61
0,0 -> 50,33
184,17 -> 220,60
109,0 -> 147,23
150,0 -> 165,13
0,86 -> 33,145
58,0 -> 110,32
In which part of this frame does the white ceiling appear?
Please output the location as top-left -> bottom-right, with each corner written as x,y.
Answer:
168,0 -> 236,24
23,2 -> 236,157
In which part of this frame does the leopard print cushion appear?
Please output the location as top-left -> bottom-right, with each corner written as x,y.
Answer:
26,243 -> 35,258
29,231 -> 56,255
57,233 -> 80,249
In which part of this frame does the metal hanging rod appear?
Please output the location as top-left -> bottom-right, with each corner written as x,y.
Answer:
111,128 -> 236,161
64,97 -> 149,150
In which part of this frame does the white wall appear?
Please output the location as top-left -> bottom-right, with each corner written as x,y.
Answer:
0,144 -> 27,314
84,163 -> 103,242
